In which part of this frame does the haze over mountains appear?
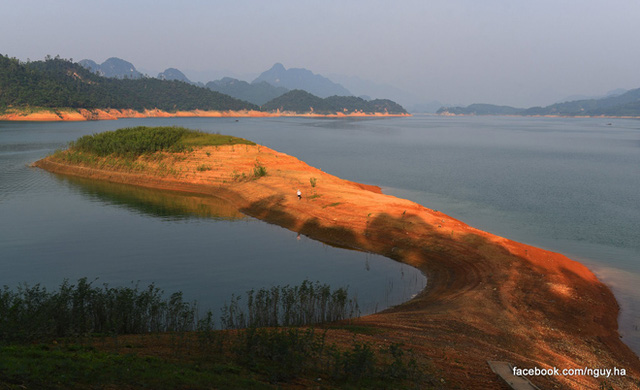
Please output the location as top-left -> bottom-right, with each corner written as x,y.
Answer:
1,55 -> 408,116
157,68 -> 192,84
206,78 -> 288,106
78,58 -> 143,79
438,88 -> 640,117
74,56 -> 640,117
77,57 -> 432,110
253,63 -> 351,98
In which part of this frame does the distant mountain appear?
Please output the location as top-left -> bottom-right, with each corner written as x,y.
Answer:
78,59 -> 100,73
157,68 -> 191,83
524,88 -> 640,116
206,77 -> 289,106
254,63 -> 351,98
261,89 -> 408,115
438,87 -> 640,117
437,104 -> 525,116
558,88 -> 628,104
79,57 -> 143,79
0,55 -> 258,112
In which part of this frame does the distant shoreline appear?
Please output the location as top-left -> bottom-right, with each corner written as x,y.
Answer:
0,107 -> 410,122
437,112 -> 640,119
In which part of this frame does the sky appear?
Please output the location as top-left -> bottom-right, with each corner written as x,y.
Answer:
2,0 -> 640,107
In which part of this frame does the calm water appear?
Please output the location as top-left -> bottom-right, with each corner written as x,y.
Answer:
1,116 -> 639,352
0,119 -> 425,319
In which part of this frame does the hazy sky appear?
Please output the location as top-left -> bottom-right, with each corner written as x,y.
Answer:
2,0 -> 640,107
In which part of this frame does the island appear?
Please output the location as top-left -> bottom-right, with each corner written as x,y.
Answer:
34,126 -> 639,388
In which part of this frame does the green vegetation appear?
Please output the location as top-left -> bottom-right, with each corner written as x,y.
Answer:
68,126 -> 254,158
0,279 -> 431,389
220,280 -> 359,329
0,344 -> 272,390
253,161 -> 268,178
196,164 -> 212,172
0,55 -> 258,112
0,278 -> 357,343
310,177 -> 317,187
261,89 -> 409,115
0,55 -> 410,116
0,278 -> 196,343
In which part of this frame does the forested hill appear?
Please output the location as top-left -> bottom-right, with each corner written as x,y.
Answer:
0,55 -> 258,112
261,90 -> 408,115
438,88 -> 640,117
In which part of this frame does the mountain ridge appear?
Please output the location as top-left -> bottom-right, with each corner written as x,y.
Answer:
206,77 -> 289,106
79,57 -> 143,79
0,55 -> 408,118
261,89 -> 408,115
438,87 -> 640,117
253,63 -> 352,98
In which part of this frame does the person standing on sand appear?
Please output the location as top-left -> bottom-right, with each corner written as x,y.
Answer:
297,189 -> 301,200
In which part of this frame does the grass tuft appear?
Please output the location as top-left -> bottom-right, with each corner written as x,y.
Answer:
69,126 -> 254,158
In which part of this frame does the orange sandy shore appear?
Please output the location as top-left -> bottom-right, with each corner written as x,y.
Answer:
34,145 -> 639,389
0,108 -> 410,121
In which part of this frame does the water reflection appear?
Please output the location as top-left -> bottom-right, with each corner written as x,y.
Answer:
54,174 -> 245,222
19,171 -> 426,317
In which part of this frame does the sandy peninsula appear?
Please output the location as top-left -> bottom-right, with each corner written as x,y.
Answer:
35,143 -> 639,389
0,107 -> 410,121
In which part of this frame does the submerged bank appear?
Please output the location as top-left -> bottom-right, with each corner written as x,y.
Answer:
34,136 -> 640,388
0,107 -> 410,122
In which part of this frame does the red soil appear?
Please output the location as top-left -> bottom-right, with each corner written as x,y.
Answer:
0,108 -> 410,121
34,144 -> 640,389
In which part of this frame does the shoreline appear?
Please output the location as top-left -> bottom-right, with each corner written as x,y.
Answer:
0,107 -> 410,122
437,112 -> 640,119
34,144 -> 639,388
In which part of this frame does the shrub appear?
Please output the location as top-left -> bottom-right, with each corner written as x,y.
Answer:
253,162 -> 267,178
69,126 -> 254,158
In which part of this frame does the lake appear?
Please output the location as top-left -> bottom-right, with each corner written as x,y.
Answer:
1,115 -> 638,352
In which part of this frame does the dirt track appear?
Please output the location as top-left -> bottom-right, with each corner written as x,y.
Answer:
35,144 -> 640,389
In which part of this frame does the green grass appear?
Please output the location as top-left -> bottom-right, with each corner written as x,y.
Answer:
69,126 -> 254,158
0,334 -> 427,389
0,344 -> 273,390
326,324 -> 385,335
181,131 -> 254,147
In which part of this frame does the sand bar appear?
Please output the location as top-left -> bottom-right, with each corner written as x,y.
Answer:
34,143 -> 640,389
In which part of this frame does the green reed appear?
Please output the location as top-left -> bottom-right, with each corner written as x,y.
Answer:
0,278 -> 197,343
220,280 -> 360,329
